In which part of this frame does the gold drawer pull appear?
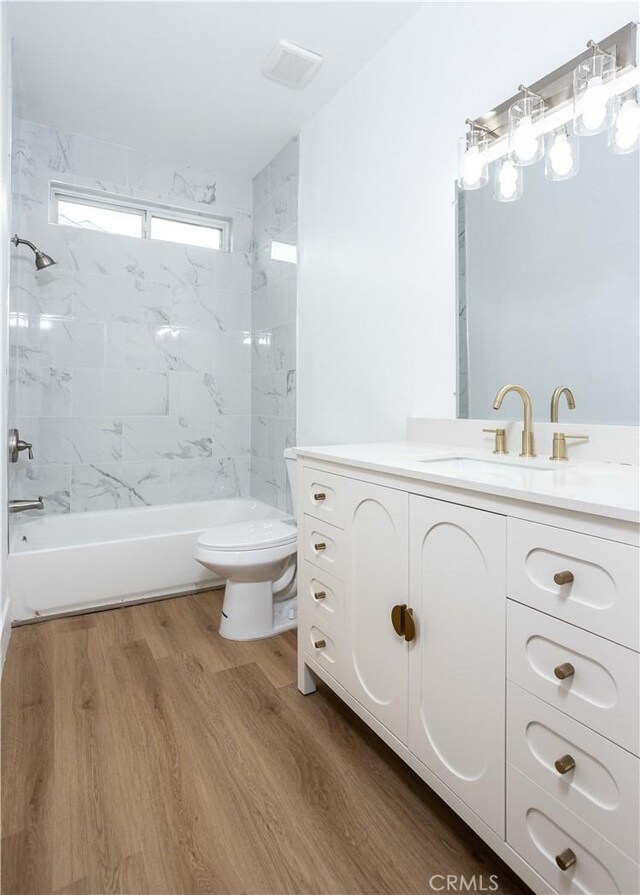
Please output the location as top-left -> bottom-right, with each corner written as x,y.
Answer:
555,848 -> 577,872
555,754 -> 576,775
314,542 -> 327,552
554,662 -> 575,680
314,639 -> 326,650
554,570 -> 575,585
313,492 -> 326,501
313,591 -> 327,601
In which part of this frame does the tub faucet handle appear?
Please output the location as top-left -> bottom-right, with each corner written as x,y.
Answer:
9,428 -> 34,462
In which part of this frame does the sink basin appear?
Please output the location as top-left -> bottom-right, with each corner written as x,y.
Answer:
416,456 -> 555,475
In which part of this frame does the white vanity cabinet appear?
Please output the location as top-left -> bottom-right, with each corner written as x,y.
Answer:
408,496 -> 507,837
299,465 -> 508,832
296,454 -> 640,895
302,475 -> 409,739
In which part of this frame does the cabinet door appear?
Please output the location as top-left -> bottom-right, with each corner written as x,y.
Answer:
408,496 -> 506,836
344,479 -> 409,741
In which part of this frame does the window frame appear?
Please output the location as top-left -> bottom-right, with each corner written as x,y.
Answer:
50,182 -> 231,252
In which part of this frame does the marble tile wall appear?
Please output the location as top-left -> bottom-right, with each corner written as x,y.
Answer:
249,137 -> 298,512
9,119 -> 253,513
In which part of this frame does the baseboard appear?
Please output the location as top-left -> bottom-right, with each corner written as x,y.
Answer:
1,596 -> 11,673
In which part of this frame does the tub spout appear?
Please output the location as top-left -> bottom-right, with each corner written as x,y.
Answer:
9,497 -> 44,514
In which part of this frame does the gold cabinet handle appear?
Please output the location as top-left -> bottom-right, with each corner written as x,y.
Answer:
555,754 -> 576,775
313,590 -> 326,601
403,607 -> 416,642
313,492 -> 326,501
391,604 -> 405,637
554,570 -> 574,585
314,542 -> 326,552
391,604 -> 416,642
555,848 -> 577,871
554,662 -> 575,680
314,639 -> 326,650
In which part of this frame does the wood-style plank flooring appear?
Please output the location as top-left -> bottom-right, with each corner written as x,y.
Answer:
1,591 -> 530,895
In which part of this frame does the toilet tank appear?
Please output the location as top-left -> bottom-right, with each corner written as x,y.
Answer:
283,448 -> 297,515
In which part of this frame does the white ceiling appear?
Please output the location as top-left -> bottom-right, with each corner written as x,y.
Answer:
8,1 -> 420,177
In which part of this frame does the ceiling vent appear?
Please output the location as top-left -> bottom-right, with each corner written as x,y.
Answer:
262,40 -> 323,90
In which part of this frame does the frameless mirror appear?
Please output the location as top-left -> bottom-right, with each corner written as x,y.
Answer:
457,133 -> 639,424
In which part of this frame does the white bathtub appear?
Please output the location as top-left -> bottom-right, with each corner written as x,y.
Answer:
9,499 -> 293,623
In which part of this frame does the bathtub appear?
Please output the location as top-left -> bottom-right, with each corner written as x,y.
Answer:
9,499 -> 293,623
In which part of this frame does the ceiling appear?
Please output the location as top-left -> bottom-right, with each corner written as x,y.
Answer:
7,1 -> 420,177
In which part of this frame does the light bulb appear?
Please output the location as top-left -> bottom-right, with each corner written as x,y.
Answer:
616,98 -> 640,132
549,133 -> 573,176
498,160 -> 518,199
614,98 -> 640,150
581,75 -> 608,131
512,115 -> 539,162
462,146 -> 484,186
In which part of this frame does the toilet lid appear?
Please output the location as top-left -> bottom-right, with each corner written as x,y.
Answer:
197,519 -> 297,551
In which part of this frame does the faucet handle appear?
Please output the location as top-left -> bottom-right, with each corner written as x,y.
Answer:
550,433 -> 589,461
482,428 -> 508,455
18,439 -> 34,460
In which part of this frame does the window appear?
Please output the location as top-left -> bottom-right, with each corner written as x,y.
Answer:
51,184 -> 230,251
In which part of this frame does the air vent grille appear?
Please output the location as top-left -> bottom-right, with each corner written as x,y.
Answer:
262,40 -> 323,90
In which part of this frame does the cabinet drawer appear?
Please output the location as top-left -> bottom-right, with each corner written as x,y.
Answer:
507,602 -> 640,755
507,683 -> 639,861
303,621 -> 345,686
303,515 -> 347,581
302,466 -> 347,528
507,518 -> 639,650
299,561 -> 344,634
507,765 -> 639,895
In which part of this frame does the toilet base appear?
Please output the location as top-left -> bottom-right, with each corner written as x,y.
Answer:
219,580 -> 297,641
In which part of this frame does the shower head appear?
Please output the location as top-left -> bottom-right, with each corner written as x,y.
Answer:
12,234 -> 56,270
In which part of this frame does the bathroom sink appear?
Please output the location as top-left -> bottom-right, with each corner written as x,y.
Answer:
416,456 -> 555,475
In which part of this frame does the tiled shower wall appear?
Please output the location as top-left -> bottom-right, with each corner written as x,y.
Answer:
250,137 -> 298,512
10,119 -> 253,513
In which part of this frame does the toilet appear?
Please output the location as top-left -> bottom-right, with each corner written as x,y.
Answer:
194,449 -> 298,640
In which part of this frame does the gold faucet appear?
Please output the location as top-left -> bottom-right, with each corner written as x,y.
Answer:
549,386 -> 588,460
550,386 -> 575,423
492,384 -> 536,457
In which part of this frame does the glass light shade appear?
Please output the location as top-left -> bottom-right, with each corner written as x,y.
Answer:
608,89 -> 640,154
458,130 -> 489,191
493,157 -> 523,202
573,51 -> 615,136
508,95 -> 545,166
545,127 -> 579,181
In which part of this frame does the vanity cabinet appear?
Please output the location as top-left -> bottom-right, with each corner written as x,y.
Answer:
296,455 -> 640,895
408,496 -> 506,836
300,468 -> 508,831
302,477 -> 409,739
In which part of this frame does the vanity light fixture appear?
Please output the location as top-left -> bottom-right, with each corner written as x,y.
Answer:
459,23 -> 637,203
545,126 -> 579,181
494,157 -> 523,202
509,86 -> 545,165
573,40 -> 616,136
458,119 -> 493,191
608,87 -> 640,153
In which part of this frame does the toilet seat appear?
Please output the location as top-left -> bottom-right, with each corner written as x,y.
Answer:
197,518 -> 297,552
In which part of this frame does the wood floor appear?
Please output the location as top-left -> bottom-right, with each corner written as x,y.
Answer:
1,591 -> 531,895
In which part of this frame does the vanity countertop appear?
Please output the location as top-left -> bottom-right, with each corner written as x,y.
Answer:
294,441 -> 640,524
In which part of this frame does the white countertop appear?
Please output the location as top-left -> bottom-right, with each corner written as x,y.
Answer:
294,441 -> 640,524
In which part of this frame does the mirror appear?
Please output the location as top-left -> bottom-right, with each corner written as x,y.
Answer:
457,134 -> 639,425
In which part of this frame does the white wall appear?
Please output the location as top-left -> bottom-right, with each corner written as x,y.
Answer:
297,1 -> 637,446
1,7 -> 12,668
